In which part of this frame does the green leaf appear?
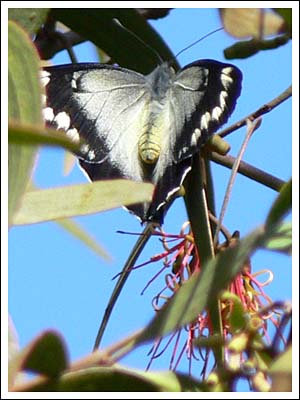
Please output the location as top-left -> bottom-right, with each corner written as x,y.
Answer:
8,8 -> 50,35
224,35 -> 290,59
8,121 -> 82,154
263,221 -> 292,254
266,179 -> 292,228
8,21 -> 42,225
135,228 -> 265,345
51,8 -> 177,73
18,367 -> 206,392
22,331 -> 69,377
12,180 -> 153,225
22,182 -> 111,260
134,370 -> 206,392
269,345 -> 292,374
9,330 -> 69,389
57,218 -> 111,261
22,367 -> 161,392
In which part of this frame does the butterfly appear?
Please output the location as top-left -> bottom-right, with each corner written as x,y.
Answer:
41,59 -> 242,223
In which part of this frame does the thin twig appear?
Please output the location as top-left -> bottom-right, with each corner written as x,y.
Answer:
214,118 -> 262,246
217,85 -> 292,139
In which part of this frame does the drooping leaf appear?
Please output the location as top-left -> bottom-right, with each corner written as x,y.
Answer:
8,21 -> 42,225
266,179 -> 292,228
57,218 -> 111,261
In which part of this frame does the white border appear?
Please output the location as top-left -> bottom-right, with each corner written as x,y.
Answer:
2,1 -> 299,398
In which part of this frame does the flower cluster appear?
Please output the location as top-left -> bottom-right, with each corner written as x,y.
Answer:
136,222 -> 290,387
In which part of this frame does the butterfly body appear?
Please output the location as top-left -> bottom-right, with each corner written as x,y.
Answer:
42,59 -> 242,223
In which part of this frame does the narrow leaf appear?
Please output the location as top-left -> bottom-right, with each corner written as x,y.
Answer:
9,120 -> 81,154
12,180 -> 153,225
264,221 -> 292,254
8,21 -> 42,225
266,179 -> 292,228
57,218 -> 111,261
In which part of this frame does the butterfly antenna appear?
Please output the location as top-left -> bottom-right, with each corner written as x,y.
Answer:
112,18 -> 163,64
175,27 -> 224,59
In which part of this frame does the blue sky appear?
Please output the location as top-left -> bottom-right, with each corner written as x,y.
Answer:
7,7 -> 294,387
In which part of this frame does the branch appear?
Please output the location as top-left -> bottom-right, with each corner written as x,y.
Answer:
218,85 -> 292,139
209,152 -> 285,191
213,118 -> 262,246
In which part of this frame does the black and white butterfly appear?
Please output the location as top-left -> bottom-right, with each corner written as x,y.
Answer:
41,58 -> 242,223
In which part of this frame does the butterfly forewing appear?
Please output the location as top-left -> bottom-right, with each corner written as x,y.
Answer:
43,65 -> 152,175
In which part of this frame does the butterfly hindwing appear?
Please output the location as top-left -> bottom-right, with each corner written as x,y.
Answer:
42,60 -> 242,223
170,60 -> 242,163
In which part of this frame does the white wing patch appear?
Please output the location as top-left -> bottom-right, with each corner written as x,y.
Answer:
200,111 -> 211,130
43,106 -> 54,122
219,90 -> 228,110
66,127 -> 80,143
221,67 -> 234,89
212,106 -> 223,121
71,77 -> 77,90
40,70 -> 51,87
53,111 -> 71,131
